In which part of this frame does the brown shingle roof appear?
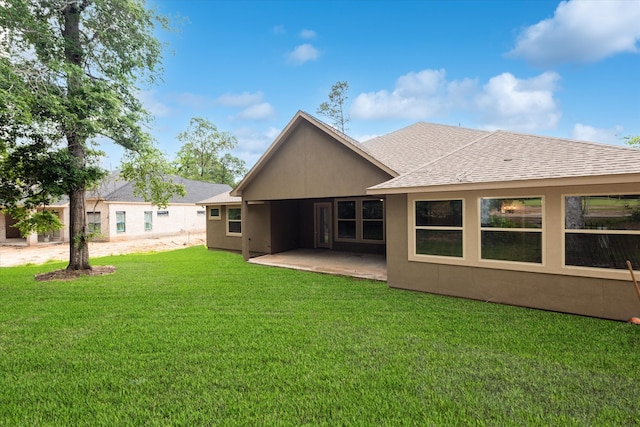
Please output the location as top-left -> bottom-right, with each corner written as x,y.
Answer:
370,130 -> 640,191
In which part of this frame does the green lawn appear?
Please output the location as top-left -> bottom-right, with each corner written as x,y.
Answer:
1,247 -> 639,426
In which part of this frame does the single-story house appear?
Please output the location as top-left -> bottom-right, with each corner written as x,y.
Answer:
1,174 -> 230,245
202,110 -> 640,320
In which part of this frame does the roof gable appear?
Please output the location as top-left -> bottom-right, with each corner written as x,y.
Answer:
231,111 -> 396,197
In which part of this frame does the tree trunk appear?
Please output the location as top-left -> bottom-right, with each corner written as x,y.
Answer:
64,1 -> 91,270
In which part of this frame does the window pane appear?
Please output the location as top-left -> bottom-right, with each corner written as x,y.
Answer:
362,200 -> 383,219
228,208 -> 241,221
481,198 -> 542,228
228,221 -> 242,234
337,201 -> 356,220
144,211 -> 152,231
416,229 -> 462,257
565,233 -> 640,269
481,231 -> 541,263
338,221 -> 356,239
116,211 -> 125,232
363,221 -> 384,240
210,208 -> 220,217
416,200 -> 462,227
565,195 -> 640,230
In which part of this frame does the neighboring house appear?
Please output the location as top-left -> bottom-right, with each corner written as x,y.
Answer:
0,174 -> 230,245
203,110 -> 640,321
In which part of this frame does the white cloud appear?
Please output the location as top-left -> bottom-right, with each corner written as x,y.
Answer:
571,123 -> 624,144
300,29 -> 317,39
474,72 -> 561,132
234,126 -> 282,168
508,0 -> 640,66
138,90 -> 172,117
234,102 -> 276,121
216,91 -> 264,108
351,68 -> 561,133
351,69 -> 476,120
173,92 -> 216,109
287,43 -> 320,65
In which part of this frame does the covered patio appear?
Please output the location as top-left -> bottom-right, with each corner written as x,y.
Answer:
248,249 -> 387,281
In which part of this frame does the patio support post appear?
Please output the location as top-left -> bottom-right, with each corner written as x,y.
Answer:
242,199 -> 250,261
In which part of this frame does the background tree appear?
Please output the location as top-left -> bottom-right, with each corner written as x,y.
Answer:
0,0 -> 183,271
174,117 -> 247,186
317,80 -> 350,133
625,136 -> 640,147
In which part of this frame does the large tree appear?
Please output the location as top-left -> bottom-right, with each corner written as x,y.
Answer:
317,80 -> 350,133
0,0 -> 182,270
174,117 -> 247,186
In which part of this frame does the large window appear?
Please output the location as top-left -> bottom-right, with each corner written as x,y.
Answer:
87,212 -> 101,233
415,200 -> 463,257
144,211 -> 153,231
336,198 -> 385,242
116,211 -> 126,233
565,195 -> 640,269
480,197 -> 543,263
227,207 -> 242,236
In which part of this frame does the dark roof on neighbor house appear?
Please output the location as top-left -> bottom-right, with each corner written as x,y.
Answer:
88,173 -> 231,204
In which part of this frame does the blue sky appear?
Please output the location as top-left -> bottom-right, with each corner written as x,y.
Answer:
106,0 -> 640,171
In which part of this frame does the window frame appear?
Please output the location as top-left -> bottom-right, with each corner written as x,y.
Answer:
116,211 -> 126,233
144,211 -> 153,231
479,196 -> 544,265
209,206 -> 221,221
226,205 -> 242,237
87,211 -> 101,233
412,198 -> 465,260
563,193 -> 640,271
334,198 -> 385,244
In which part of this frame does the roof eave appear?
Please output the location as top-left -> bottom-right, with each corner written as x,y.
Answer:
367,173 -> 640,195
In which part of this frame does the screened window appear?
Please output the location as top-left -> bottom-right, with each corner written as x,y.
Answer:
415,200 -> 463,257
144,211 -> 153,231
227,207 -> 242,235
116,211 -> 126,233
87,211 -> 101,233
480,197 -> 543,263
565,195 -> 640,269
157,210 -> 169,217
337,200 -> 357,239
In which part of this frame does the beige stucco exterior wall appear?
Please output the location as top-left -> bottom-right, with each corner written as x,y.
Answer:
205,205 -> 242,252
385,181 -> 640,321
98,202 -> 206,242
241,121 -> 393,202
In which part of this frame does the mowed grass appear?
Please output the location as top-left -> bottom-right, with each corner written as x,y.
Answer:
1,247 -> 639,426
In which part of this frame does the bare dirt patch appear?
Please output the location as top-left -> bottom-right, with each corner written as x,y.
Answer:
35,265 -> 117,282
0,232 -> 206,267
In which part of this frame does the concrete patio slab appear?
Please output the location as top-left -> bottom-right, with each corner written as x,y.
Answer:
248,249 -> 387,281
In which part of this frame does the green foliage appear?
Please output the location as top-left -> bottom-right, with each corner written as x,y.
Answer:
120,146 -> 186,209
5,207 -> 63,237
317,80 -> 350,132
0,0 -> 180,267
624,135 -> 640,147
1,247 -> 639,425
174,117 -> 247,186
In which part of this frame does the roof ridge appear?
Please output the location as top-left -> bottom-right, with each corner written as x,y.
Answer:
393,130 -> 499,177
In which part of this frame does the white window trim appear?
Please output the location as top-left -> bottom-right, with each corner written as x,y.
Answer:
116,211 -> 126,233
226,205 -> 242,237
478,196 -> 544,266
335,198 -> 385,244
144,211 -> 153,232
410,197 -> 465,261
